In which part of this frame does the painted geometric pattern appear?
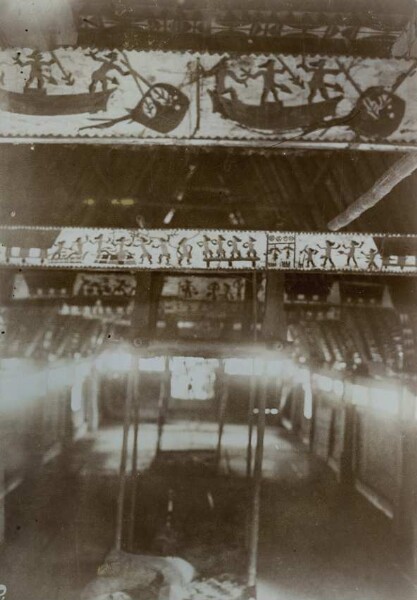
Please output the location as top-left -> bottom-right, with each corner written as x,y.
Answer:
1,227 -> 416,274
0,48 -> 416,147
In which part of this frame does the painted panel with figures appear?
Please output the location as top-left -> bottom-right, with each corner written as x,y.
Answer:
1,227 -> 417,274
0,48 -> 416,147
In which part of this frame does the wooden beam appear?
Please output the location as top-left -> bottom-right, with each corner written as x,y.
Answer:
328,153 -> 417,231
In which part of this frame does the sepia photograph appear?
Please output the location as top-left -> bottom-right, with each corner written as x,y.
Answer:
0,1 -> 417,599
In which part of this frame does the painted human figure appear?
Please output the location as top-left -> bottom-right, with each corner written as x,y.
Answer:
136,235 -> 153,265
198,235 -> 214,261
207,281 -> 220,301
247,59 -> 287,105
155,236 -> 171,266
179,279 -> 195,300
88,51 -> 129,93
94,234 -> 108,263
16,50 -> 55,91
362,248 -> 380,271
233,277 -> 245,300
300,246 -> 318,268
244,236 -> 258,261
305,59 -> 340,103
318,240 -> 339,268
68,236 -> 86,261
343,240 -> 363,268
223,282 -> 234,301
50,240 -> 66,260
177,237 -> 193,266
268,244 -> 282,264
215,235 -> 227,260
203,57 -> 247,101
114,236 -> 133,263
228,236 -> 242,260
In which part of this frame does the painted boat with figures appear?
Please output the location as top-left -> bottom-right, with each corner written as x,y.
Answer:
208,89 -> 343,131
0,87 -> 113,116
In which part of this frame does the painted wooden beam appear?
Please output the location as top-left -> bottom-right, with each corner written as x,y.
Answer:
0,48 -> 415,149
328,153 -> 417,231
1,226 -> 417,274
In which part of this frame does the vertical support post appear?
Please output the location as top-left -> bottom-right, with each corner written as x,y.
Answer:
87,363 -> 99,433
394,382 -> 417,560
246,368 -> 257,479
115,354 -> 134,552
128,362 -> 140,551
246,273 -> 258,480
309,372 -> 317,452
156,356 -> 170,458
0,392 -> 5,544
340,379 -> 355,487
247,364 -> 267,599
216,360 -> 228,472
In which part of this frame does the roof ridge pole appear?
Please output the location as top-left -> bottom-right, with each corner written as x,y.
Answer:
327,153 -> 417,231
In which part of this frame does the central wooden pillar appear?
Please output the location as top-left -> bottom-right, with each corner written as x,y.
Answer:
156,356 -> 170,458
115,272 -> 156,551
216,360 -> 229,472
247,365 -> 267,599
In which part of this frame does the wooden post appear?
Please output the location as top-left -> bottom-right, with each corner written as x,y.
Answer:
340,379 -> 355,487
87,363 -> 99,433
128,363 -> 140,552
246,369 -> 257,479
216,361 -> 228,472
328,153 -> 417,231
156,357 -> 170,458
247,364 -> 267,599
0,398 -> 5,544
246,273 -> 259,480
115,355 -> 134,551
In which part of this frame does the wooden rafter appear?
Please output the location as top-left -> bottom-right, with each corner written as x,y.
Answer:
328,153 -> 417,231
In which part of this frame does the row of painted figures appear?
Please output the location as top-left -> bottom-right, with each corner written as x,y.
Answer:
4,233 -> 385,271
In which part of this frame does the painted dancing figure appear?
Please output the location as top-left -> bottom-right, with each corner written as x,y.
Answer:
154,236 -> 171,266
343,240 -> 363,268
318,241 -> 339,268
362,248 -> 380,271
177,237 -> 193,266
136,235 -> 153,265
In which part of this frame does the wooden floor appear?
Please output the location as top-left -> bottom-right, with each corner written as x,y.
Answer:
0,421 -> 416,600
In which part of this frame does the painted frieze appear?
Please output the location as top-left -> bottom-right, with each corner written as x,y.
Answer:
1,227 -> 417,275
0,48 -> 416,147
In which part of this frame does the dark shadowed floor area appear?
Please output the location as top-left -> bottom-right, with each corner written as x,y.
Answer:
0,422 -> 416,600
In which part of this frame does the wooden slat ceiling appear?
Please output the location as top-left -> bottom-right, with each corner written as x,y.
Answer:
1,145 -> 416,234
74,0 -> 413,56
